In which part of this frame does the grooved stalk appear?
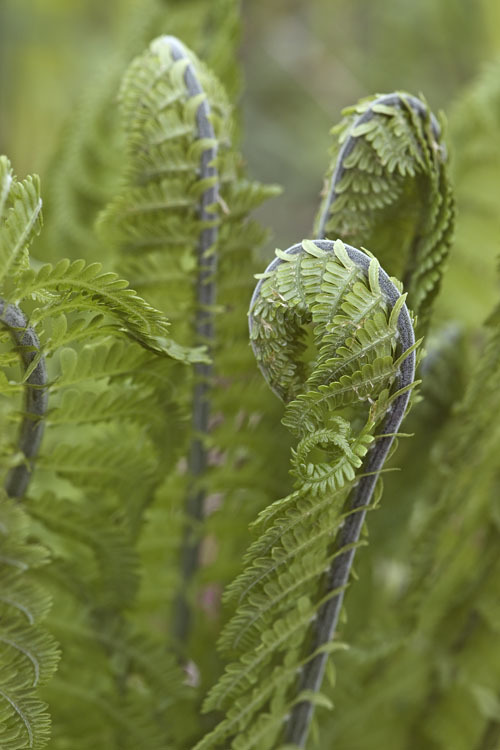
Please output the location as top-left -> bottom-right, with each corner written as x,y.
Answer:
165,37 -> 219,645
0,300 -> 47,498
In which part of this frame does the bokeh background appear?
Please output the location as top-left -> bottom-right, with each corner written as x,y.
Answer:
1,0 -> 500,325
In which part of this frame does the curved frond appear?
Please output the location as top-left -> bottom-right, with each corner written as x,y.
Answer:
196,239 -> 416,748
315,93 -> 454,330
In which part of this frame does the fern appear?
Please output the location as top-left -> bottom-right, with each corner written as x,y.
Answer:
7,6 -> 500,749
99,34 -> 224,647
194,90 -> 454,750
194,239 -> 416,749
315,92 -> 454,329
0,159 -> 58,749
0,151 -> 202,747
99,32 -> 284,679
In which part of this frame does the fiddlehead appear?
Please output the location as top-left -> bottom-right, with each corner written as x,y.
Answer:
101,32 -> 221,641
99,34 -> 281,660
316,92 -> 453,330
196,239 -> 416,750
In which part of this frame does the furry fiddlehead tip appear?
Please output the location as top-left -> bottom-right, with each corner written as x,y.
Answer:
196,239 -> 417,750
315,92 -> 454,331
0,302 -> 47,498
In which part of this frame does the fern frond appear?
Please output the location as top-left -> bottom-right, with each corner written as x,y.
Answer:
0,156 -> 42,286
315,93 -> 454,330
98,34 -> 226,646
0,496 -> 59,750
197,239 -> 416,748
99,31 -> 283,665
0,302 -> 48,499
0,159 -> 48,498
9,259 -> 179,357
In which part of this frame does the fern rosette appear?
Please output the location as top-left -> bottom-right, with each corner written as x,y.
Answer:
196,238 -> 417,749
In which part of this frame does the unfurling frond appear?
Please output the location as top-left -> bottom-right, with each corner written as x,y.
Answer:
315,93 -> 454,330
196,239 -> 416,749
99,33 -> 282,663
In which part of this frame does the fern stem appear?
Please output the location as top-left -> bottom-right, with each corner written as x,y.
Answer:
165,36 -> 219,645
0,300 -> 47,498
316,92 -> 442,239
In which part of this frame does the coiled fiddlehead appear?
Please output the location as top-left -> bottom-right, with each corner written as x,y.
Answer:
196,239 -> 417,750
316,92 -> 453,331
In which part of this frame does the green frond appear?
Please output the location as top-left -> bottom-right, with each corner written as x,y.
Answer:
37,0 -> 242,265
0,496 -> 60,750
0,157 -> 42,286
197,239 -> 416,748
315,93 -> 454,331
10,259 -> 172,355
96,31 -> 285,677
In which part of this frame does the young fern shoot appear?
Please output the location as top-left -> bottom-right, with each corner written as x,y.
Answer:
99,34 -> 281,663
276,241 -> 416,748
0,157 -> 57,750
165,36 -> 220,645
196,239 -> 417,750
99,34 -> 223,644
316,92 -> 453,330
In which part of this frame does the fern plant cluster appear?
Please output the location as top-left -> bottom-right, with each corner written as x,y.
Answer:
1,2 -> 500,749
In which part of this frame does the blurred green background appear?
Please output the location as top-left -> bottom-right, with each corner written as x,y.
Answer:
2,0 -> 500,325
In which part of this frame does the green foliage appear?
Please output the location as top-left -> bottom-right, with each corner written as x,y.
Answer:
194,238 -> 416,749
3,3 -> 500,750
315,92 -> 454,330
96,31 -> 286,699
0,152 -> 195,748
